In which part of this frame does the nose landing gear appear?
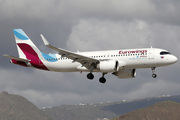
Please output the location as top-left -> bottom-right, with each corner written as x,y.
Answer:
152,73 -> 157,78
151,67 -> 157,78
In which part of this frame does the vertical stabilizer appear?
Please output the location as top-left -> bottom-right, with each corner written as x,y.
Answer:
13,29 -> 49,70
13,29 -> 41,59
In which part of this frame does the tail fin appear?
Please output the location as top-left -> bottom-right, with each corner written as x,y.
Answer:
13,29 -> 42,59
13,29 -> 49,70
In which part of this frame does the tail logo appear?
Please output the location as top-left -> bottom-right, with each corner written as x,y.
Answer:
13,29 -> 29,40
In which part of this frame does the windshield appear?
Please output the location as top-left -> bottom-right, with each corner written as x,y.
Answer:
160,51 -> 171,55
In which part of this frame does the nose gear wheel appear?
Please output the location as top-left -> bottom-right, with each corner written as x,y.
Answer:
151,67 -> 157,78
152,74 -> 157,78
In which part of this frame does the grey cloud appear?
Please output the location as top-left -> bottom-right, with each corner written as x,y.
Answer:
1,0 -> 180,24
66,19 -> 180,53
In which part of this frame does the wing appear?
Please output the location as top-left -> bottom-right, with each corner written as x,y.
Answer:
3,54 -> 30,62
40,34 -> 99,70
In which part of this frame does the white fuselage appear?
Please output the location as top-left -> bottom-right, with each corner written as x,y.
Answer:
38,48 -> 177,72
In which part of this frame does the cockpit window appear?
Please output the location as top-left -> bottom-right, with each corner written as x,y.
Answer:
160,51 -> 171,55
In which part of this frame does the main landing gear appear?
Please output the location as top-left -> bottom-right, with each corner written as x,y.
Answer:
151,67 -> 157,78
87,73 -> 94,80
99,73 -> 107,84
87,73 -> 107,84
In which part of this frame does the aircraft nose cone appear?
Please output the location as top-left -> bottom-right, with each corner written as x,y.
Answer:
172,56 -> 178,63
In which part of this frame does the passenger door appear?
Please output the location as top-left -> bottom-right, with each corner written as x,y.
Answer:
149,48 -> 154,59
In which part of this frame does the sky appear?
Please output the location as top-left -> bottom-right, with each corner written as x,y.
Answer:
0,0 -> 180,108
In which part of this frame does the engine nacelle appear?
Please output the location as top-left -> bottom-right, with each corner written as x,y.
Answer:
113,69 -> 136,78
97,60 -> 119,72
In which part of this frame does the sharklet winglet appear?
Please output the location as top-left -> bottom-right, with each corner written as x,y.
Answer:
40,34 -> 50,46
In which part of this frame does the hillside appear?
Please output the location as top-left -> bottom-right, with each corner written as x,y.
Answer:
0,91 -> 54,120
42,104 -> 117,120
43,95 -> 180,120
1,91 -> 180,120
112,101 -> 180,120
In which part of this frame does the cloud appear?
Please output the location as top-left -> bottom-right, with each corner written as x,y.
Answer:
66,18 -> 180,53
2,0 -> 179,23
124,79 -> 180,99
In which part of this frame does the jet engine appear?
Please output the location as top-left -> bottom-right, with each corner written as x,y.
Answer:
97,60 -> 119,72
113,69 -> 136,78
97,60 -> 126,72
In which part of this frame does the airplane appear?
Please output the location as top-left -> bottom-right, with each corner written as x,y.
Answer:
4,29 -> 178,83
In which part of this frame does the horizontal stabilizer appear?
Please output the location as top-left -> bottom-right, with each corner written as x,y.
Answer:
3,54 -> 30,62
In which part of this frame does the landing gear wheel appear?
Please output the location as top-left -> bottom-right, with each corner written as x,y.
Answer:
99,77 -> 106,83
152,74 -> 157,78
87,73 -> 94,80
151,67 -> 157,78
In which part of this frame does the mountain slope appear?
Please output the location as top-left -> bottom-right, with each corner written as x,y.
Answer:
112,101 -> 180,120
43,95 -> 180,120
102,95 -> 180,115
43,104 -> 117,120
0,91 -> 54,120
